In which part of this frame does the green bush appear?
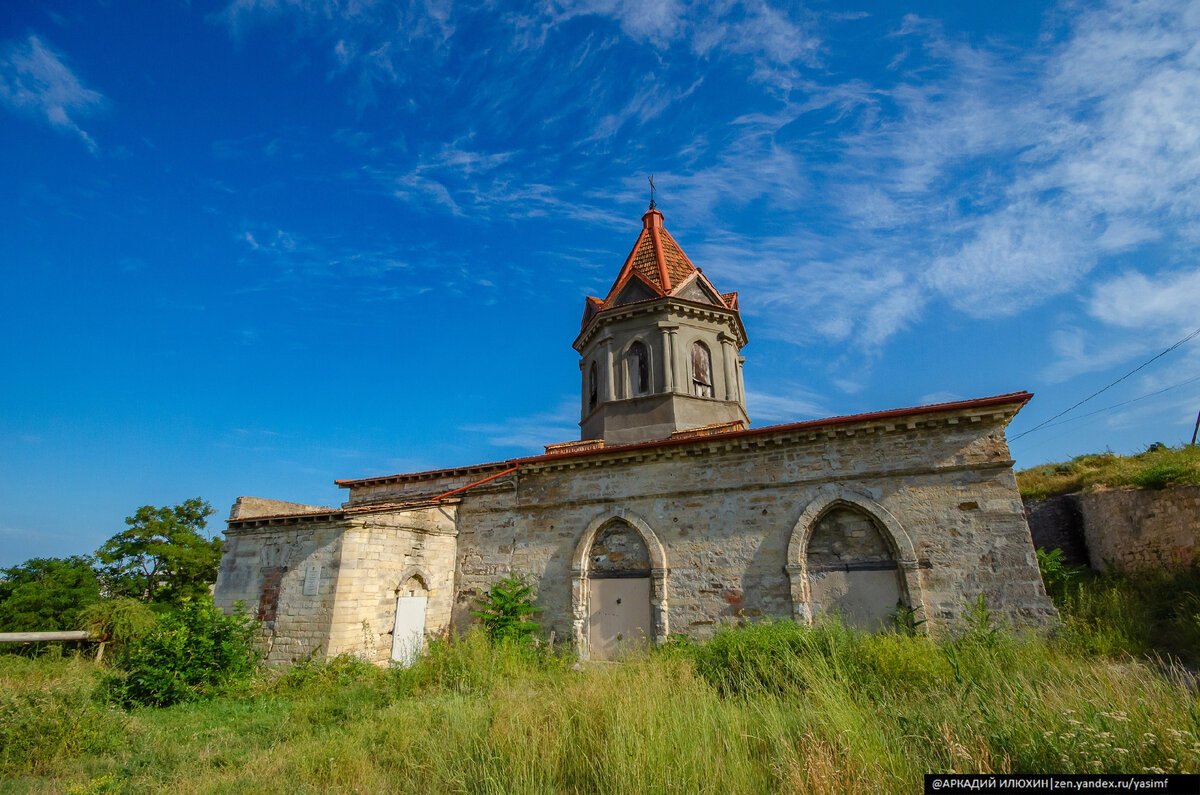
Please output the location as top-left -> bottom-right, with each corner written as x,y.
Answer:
1131,461 -> 1191,489
682,619 -> 861,698
106,597 -> 260,707
77,597 -> 157,657
1036,547 -> 1084,603
470,574 -> 541,643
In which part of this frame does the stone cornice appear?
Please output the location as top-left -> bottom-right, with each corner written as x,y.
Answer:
334,392 -> 1031,492
573,296 -> 747,352
517,407 -> 1020,475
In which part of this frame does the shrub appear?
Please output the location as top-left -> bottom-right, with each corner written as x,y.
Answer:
682,619 -> 861,698
107,597 -> 260,707
470,574 -> 541,643
1036,547 -> 1084,603
1131,461 -> 1191,489
78,597 -> 157,658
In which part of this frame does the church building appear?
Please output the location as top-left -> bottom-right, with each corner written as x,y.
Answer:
213,205 -> 1055,664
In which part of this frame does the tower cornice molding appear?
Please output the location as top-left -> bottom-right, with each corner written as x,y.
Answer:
573,296 -> 747,352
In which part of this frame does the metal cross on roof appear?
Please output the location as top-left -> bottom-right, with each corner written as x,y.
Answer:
648,175 -> 656,209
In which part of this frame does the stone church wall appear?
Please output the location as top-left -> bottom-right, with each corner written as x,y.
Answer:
217,401 -> 1054,663
325,507 -> 458,663
214,522 -> 347,664
426,410 -> 1054,642
216,505 -> 458,664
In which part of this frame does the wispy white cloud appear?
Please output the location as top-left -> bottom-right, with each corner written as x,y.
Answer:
675,0 -> 1200,354
0,35 -> 104,153
1088,269 -> 1200,331
459,399 -> 580,450
1041,327 -> 1149,384
745,388 -> 825,423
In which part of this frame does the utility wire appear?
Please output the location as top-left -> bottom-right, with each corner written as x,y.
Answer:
1027,373 -> 1200,432
1010,324 -> 1200,442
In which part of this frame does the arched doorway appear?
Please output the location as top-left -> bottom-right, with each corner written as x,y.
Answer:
805,505 -> 903,630
786,487 -> 921,631
587,521 -> 651,660
391,573 -> 428,666
572,512 -> 669,660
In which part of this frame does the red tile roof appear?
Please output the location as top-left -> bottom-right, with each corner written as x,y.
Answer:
582,208 -> 735,330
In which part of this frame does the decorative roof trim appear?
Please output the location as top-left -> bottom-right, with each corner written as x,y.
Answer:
574,294 -> 747,351
651,224 -> 671,291
335,392 -> 1032,489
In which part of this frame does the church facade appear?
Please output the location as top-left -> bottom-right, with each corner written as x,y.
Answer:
213,206 -> 1055,665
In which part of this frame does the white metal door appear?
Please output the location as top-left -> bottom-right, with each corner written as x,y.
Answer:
391,595 -> 427,666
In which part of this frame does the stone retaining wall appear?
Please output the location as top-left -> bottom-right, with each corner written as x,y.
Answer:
1024,485 -> 1200,571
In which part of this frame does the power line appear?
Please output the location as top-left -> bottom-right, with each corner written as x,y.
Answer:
1026,373 -> 1200,433
1010,325 -> 1200,442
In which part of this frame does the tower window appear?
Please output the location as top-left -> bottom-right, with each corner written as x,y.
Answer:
691,342 -> 713,398
589,361 -> 598,411
628,341 -> 649,396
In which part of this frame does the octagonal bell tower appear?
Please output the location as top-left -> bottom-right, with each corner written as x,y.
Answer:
573,205 -> 749,445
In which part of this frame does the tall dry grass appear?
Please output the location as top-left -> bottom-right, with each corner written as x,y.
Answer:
4,616 -> 1199,794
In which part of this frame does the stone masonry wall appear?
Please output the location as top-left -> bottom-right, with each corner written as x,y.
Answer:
325,506 -> 458,663
214,521 -> 347,664
229,496 -> 326,520
230,404 -> 1052,663
355,410 -> 1058,645
1023,495 -> 1089,568
1079,486 -> 1200,570
1025,486 -> 1200,572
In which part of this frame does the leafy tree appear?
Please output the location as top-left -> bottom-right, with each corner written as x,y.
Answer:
95,498 -> 221,605
471,574 -> 541,643
0,556 -> 101,632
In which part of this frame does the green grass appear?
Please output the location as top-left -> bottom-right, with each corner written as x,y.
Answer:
3,608 -> 1200,794
1043,563 -> 1200,667
1017,443 -> 1200,499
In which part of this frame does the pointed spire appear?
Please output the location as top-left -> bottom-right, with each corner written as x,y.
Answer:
580,201 -> 740,330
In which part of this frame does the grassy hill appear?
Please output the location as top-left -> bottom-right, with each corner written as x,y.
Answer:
1016,443 -> 1200,499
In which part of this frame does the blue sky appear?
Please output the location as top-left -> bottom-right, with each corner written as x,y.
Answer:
2,0 -> 1198,566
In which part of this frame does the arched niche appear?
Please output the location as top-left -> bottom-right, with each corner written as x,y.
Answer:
395,566 -> 431,597
785,486 -> 922,630
571,510 -> 668,659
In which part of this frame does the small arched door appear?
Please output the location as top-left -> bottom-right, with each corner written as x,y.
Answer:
806,505 -> 904,630
587,521 -> 652,660
391,575 -> 428,666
